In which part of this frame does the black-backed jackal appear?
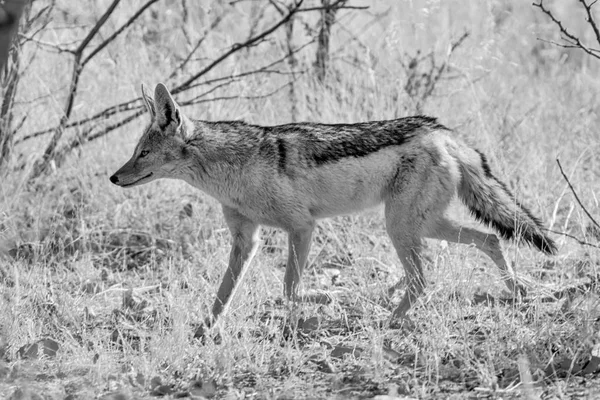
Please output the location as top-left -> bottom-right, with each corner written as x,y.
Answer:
110,83 -> 556,328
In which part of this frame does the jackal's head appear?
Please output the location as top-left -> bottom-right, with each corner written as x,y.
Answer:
110,83 -> 190,188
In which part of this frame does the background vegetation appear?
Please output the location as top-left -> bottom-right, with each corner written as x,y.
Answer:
1,0 -> 600,398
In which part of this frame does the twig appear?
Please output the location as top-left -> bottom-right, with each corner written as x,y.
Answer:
167,6 -> 225,81
533,0 -> 600,60
83,111 -> 145,143
174,0 -> 304,94
16,98 -> 141,144
76,0 -> 121,55
536,37 -> 599,51
297,0 -> 368,12
556,158 -> 600,229
423,31 -> 469,100
61,80 -> 298,155
82,0 -> 159,67
16,34 -> 73,53
544,228 -> 600,250
580,0 -> 600,48
180,81 -> 296,107
167,37 -> 205,81
450,31 -> 469,52
182,39 -> 314,92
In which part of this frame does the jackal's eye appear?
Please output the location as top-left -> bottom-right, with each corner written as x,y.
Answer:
140,150 -> 149,158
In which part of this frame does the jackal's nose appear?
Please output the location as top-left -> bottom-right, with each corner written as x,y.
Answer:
109,175 -> 119,184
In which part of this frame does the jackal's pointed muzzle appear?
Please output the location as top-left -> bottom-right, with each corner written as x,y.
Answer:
109,169 -> 154,187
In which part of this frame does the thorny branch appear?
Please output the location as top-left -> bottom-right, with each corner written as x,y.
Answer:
533,0 -> 600,59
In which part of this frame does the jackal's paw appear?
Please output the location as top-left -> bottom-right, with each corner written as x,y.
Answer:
192,317 -> 221,344
279,291 -> 334,305
300,291 -> 333,305
386,278 -> 406,298
193,322 -> 208,340
388,315 -> 416,332
505,282 -> 528,301
516,283 -> 528,299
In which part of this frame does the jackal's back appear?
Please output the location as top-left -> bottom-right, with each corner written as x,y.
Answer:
195,116 -> 447,171
265,116 -> 446,166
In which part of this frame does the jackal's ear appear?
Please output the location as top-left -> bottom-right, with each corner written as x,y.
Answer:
141,83 -> 156,119
154,83 -> 182,131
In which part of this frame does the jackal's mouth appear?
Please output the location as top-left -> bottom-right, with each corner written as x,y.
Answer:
121,172 -> 153,187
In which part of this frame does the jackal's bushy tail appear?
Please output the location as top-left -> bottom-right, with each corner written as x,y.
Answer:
454,147 -> 557,255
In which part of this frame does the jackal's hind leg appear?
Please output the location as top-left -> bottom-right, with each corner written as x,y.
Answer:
210,206 -> 260,324
284,224 -> 323,302
385,201 -> 427,323
426,218 -> 526,297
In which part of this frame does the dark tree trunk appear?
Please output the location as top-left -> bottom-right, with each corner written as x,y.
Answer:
314,0 -> 340,83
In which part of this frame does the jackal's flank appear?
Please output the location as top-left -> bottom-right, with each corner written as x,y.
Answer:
110,83 -> 557,326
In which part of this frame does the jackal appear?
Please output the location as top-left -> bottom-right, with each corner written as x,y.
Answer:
110,83 -> 556,326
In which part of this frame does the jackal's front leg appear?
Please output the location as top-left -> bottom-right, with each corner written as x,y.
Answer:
210,206 -> 260,324
284,224 -> 315,301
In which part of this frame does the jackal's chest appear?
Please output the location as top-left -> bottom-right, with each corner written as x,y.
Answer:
199,181 -> 295,228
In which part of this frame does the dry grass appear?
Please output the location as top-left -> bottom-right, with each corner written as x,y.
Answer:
1,0 -> 600,398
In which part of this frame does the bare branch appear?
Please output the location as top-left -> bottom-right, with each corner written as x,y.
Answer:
556,158 -> 600,229
167,11 -> 225,81
55,78 -> 298,160
29,0 -> 123,179
533,0 -> 600,60
422,31 -> 469,99
315,0 -> 340,83
82,0 -> 159,67
536,37 -> 587,50
45,109 -> 146,169
16,34 -> 73,53
179,81 -> 294,107
268,0 -> 286,15
29,0 -> 165,179
174,0 -> 304,94
76,0 -> 121,54
297,0 -> 368,12
544,228 -> 600,250
579,0 -> 600,48
24,0 -> 314,176
16,98 -> 141,144
16,39 -> 315,146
